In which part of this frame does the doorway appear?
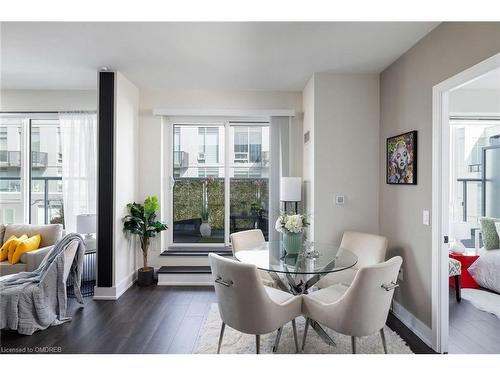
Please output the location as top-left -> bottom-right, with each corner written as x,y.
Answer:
432,52 -> 500,353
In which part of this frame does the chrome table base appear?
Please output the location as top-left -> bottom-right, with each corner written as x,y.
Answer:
269,271 -> 336,347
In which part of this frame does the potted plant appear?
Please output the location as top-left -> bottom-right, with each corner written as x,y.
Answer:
123,196 -> 168,286
200,204 -> 211,237
275,213 -> 310,254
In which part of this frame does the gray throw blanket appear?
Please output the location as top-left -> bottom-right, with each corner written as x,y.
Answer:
0,233 -> 85,335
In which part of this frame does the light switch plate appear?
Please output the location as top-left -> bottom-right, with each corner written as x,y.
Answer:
423,210 -> 430,226
335,195 -> 345,205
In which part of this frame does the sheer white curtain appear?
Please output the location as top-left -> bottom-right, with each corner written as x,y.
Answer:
269,116 -> 290,241
59,112 -> 97,233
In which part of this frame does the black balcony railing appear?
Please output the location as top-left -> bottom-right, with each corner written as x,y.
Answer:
0,176 -> 62,225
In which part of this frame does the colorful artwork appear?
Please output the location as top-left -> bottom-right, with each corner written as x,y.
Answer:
386,131 -> 417,185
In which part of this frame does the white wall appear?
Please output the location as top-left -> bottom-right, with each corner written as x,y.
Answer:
0,89 -> 97,111
113,72 -> 140,294
303,73 -> 380,245
138,89 -> 303,266
449,88 -> 500,114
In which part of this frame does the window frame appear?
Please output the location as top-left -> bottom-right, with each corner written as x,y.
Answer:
164,116 -> 269,250
0,112 -> 61,225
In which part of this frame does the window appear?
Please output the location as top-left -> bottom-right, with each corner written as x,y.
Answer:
450,119 -> 500,246
172,124 -> 225,244
0,118 -> 25,224
170,121 -> 269,246
0,114 -> 63,226
3,208 -> 14,224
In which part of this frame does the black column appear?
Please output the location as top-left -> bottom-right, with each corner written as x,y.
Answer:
97,71 -> 115,287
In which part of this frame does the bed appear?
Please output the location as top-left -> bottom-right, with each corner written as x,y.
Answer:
468,247 -> 500,294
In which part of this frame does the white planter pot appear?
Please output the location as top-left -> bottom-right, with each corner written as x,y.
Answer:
200,222 -> 212,237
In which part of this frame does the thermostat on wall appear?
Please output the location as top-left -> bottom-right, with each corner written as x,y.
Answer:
335,195 -> 345,205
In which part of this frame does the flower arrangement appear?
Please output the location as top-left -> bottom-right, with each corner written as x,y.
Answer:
275,213 -> 309,234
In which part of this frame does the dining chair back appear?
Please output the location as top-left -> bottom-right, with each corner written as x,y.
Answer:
340,231 -> 388,269
230,229 -> 265,255
208,253 -> 302,353
317,231 -> 388,288
303,256 -> 402,353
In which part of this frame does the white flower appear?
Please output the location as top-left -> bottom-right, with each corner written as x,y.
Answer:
285,214 -> 303,233
275,216 -> 284,233
275,213 -> 309,234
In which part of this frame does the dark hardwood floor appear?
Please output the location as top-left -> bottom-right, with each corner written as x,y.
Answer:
0,284 -> 432,354
448,287 -> 500,354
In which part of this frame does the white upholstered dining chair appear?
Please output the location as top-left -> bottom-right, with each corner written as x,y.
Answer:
302,256 -> 402,354
317,231 -> 388,289
230,229 -> 276,287
209,253 -> 302,354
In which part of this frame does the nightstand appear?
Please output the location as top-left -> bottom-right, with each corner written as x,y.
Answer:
449,251 -> 480,289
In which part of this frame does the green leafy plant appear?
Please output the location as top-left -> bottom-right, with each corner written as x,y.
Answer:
123,195 -> 168,269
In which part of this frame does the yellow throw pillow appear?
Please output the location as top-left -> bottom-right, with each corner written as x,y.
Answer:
10,234 -> 41,265
7,234 -> 28,263
0,235 -> 18,262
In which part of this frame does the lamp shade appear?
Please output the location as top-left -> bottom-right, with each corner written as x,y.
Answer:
77,214 -> 96,234
450,221 -> 471,240
280,177 -> 302,202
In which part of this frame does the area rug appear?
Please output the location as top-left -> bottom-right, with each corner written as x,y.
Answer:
462,288 -> 500,319
194,304 -> 413,354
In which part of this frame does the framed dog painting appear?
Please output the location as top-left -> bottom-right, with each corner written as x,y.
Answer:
386,131 -> 417,185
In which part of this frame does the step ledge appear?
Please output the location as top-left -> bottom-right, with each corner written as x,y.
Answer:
158,266 -> 212,274
160,249 -> 232,257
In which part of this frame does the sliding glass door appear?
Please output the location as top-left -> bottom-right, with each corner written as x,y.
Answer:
170,121 -> 270,247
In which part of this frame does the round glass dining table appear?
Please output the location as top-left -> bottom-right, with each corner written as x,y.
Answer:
234,240 -> 358,348
234,241 -> 358,295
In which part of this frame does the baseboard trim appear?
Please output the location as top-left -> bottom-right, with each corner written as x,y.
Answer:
391,300 -> 433,349
93,270 -> 137,300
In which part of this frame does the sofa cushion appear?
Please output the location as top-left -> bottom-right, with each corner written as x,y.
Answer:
0,235 -> 17,262
4,224 -> 62,248
10,234 -> 42,265
7,234 -> 28,263
0,260 -> 27,276
0,224 -> 5,245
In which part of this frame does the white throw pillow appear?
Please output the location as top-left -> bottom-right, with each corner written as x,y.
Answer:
496,222 -> 500,239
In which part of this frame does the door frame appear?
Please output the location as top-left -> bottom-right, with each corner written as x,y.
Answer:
431,52 -> 500,353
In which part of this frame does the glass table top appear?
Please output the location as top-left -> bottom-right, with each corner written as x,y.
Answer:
234,241 -> 358,275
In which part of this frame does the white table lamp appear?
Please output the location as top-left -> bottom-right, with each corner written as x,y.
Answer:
77,214 -> 96,249
449,221 -> 471,253
280,177 -> 302,213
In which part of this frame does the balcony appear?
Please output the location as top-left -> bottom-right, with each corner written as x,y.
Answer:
32,151 -> 48,168
173,151 -> 189,169
0,176 -> 63,225
0,151 -> 21,167
0,150 -> 48,168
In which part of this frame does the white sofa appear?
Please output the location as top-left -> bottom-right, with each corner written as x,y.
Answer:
0,224 -> 63,276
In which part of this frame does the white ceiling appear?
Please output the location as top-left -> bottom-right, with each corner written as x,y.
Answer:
1,22 -> 438,91
461,67 -> 500,90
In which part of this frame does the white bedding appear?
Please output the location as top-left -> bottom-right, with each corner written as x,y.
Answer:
468,247 -> 500,294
